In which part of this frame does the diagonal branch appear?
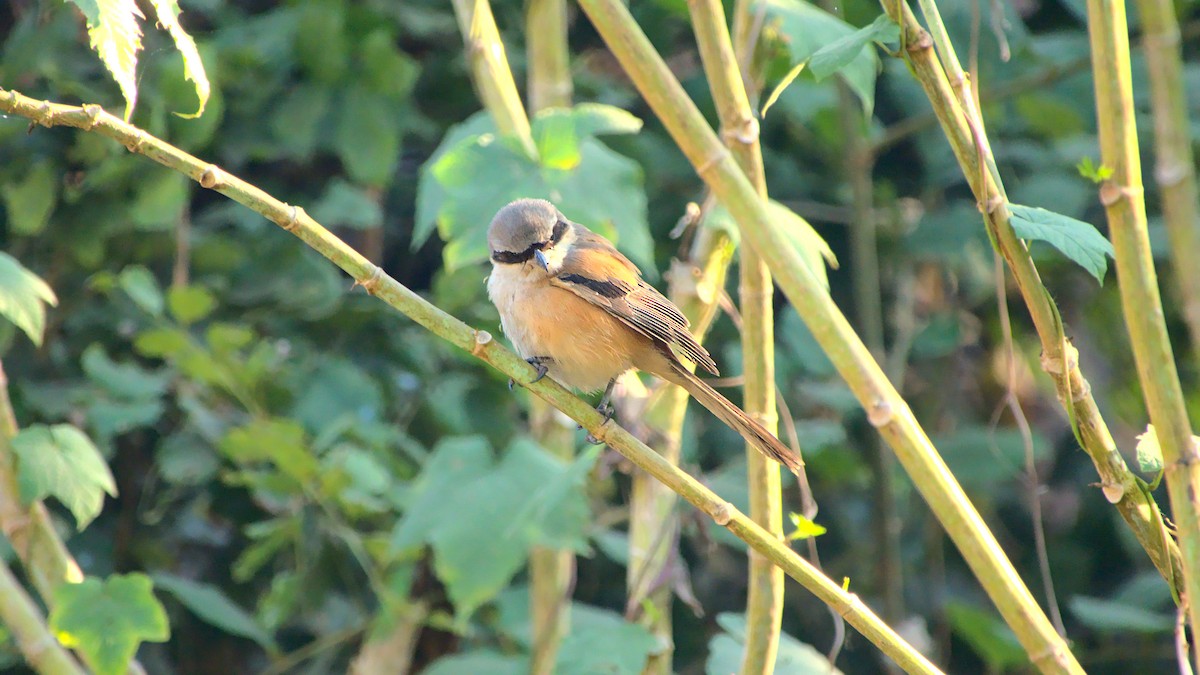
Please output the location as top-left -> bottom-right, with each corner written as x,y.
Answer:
573,1 -> 1080,671
0,87 -> 942,675
882,0 -> 1184,601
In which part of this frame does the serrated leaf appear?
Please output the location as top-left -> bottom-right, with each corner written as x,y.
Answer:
1008,203 -> 1114,283
167,285 -> 217,325
11,424 -> 117,530
50,574 -> 169,675
147,0 -> 210,118
68,0 -> 145,120
153,573 -> 277,651
118,265 -> 164,315
0,251 -> 58,346
416,104 -> 653,273
1068,595 -> 1173,634
1,160 -> 58,235
808,14 -> 898,81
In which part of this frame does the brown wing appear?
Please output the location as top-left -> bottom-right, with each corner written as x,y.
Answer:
550,227 -> 719,375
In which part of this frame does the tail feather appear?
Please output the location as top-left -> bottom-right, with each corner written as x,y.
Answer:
660,361 -> 803,475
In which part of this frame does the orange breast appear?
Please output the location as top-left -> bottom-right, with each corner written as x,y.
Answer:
514,282 -> 645,392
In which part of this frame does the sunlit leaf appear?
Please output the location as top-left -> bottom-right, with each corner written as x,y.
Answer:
11,424 -> 117,530
147,0 -> 210,118
786,512 -> 827,540
1135,424 -> 1164,474
167,285 -> 217,325
50,574 -> 169,675
67,0 -> 145,120
0,251 -> 57,346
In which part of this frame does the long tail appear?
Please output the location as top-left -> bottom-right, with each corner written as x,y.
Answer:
658,360 -> 803,475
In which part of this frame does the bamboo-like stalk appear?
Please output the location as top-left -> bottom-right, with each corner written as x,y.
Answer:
347,601 -> 428,675
527,0 -> 573,111
571,2 -> 1081,671
1136,0 -> 1200,362
688,1 -> 784,671
884,0 -> 1185,599
451,0 -> 537,159
524,7 -> 574,671
452,3 -> 575,671
1084,0 -> 1200,661
0,365 -> 148,675
0,88 -> 945,675
630,226 -> 734,674
0,558 -> 86,675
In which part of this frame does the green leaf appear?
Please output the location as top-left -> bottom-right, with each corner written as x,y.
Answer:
931,427 -> 1050,495
704,200 -> 836,288
1008,203 -> 1114,283
786,512 -> 827,540
118,265 -> 164,316
1135,424 -> 1164,474
756,0 -> 882,115
1076,156 -> 1113,183
291,359 -> 383,432
129,171 -> 189,230
0,251 -> 58,346
945,602 -> 1027,670
424,652 -> 529,675
167,285 -> 217,325
1068,595 -> 1173,634
11,424 -> 117,530
219,419 -> 318,484
67,0 -> 145,120
147,0 -> 210,118
555,605 -> 658,675
417,104 -> 653,273
333,85 -> 401,186
390,436 -> 494,552
390,436 -> 594,619
808,14 -> 898,81
153,573 -> 277,651
81,344 -> 170,399
134,326 -> 190,358
1,160 -> 58,235
310,179 -> 384,230
50,574 -> 169,675
708,613 -> 841,674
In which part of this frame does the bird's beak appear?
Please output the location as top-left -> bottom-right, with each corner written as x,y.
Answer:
534,249 -> 550,272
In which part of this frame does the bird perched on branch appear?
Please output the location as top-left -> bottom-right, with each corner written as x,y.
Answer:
485,198 -> 802,474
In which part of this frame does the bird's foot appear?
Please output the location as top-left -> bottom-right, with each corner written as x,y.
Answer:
585,399 -> 616,445
508,356 -> 552,390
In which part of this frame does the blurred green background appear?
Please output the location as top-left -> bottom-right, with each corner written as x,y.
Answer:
1,0 -> 1198,672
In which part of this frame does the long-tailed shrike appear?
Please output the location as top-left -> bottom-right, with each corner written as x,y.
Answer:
486,198 -> 801,474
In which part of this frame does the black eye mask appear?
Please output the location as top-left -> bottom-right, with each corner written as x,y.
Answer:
491,219 -> 569,264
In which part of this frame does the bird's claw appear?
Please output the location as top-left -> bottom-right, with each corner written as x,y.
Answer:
584,401 -> 616,445
510,357 -> 551,391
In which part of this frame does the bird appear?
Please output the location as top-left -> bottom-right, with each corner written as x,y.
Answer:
485,197 -> 802,475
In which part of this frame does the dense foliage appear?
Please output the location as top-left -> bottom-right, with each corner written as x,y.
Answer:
1,0 -> 1198,673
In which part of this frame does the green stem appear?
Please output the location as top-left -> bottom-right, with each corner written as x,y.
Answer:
0,87 -> 942,675
688,0 -> 785,671
572,2 -> 1081,671
1085,0 -> 1200,663
523,3 -> 575,668
885,0 -> 1184,601
0,558 -> 86,675
1135,0 -> 1200,364
526,0 -> 573,111
451,0 -> 538,158
632,224 -> 735,673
